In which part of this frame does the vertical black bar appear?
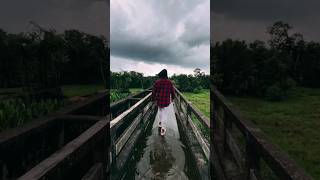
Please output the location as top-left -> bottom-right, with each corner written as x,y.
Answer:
210,0 -> 214,178
106,0 -> 111,179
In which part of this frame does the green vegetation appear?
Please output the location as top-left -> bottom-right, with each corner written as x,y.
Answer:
62,84 -> 105,97
183,89 -> 210,118
0,23 -> 107,90
182,87 -> 320,178
110,90 -> 129,103
62,85 -> 142,103
172,68 -> 209,93
227,87 -> 320,179
111,68 -> 209,94
212,20 -> 320,178
62,84 -> 142,104
0,23 -> 108,132
0,98 -> 65,132
0,84 -> 106,131
110,88 -> 143,103
111,71 -> 154,92
129,88 -> 143,94
183,89 -> 210,139
213,21 -> 320,100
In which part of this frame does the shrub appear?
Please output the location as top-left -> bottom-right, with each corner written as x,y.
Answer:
193,86 -> 203,94
110,90 -> 129,103
0,98 -> 65,131
280,78 -> 296,92
265,84 -> 285,101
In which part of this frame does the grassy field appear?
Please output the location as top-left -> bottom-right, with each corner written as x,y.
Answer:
62,84 -> 105,97
183,89 -> 210,118
0,84 -> 105,131
227,87 -> 320,179
182,87 -> 320,178
129,88 -> 143,94
183,89 -> 210,139
0,85 -> 141,131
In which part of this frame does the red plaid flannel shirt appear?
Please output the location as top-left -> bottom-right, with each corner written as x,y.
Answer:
152,78 -> 175,108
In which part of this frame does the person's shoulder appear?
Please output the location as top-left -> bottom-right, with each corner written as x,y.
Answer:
154,79 -> 161,85
166,79 -> 173,84
156,79 -> 172,84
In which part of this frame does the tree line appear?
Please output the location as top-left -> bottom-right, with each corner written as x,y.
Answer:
0,22 -> 108,90
212,21 -> 320,100
110,68 -> 210,93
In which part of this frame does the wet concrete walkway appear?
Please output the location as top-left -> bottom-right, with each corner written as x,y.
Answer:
123,103 -> 201,180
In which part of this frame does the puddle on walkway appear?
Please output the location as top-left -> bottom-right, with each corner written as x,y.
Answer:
121,104 -> 201,180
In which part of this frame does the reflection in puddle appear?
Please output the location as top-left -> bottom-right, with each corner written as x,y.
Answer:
121,104 -> 201,180
148,137 -> 175,179
135,128 -> 188,180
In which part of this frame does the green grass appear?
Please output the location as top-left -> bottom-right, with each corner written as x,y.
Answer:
183,89 -> 210,139
129,88 -> 143,94
182,87 -> 320,178
110,90 -> 129,103
0,98 -> 66,132
226,87 -> 320,179
62,84 -> 105,97
183,89 -> 210,118
110,88 -> 144,103
0,84 -> 106,131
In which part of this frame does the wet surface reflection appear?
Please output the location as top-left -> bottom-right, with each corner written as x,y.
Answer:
135,128 -> 188,180
123,104 -> 201,180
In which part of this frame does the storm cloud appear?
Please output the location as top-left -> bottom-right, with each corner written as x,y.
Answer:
212,0 -> 320,42
110,0 -> 210,75
0,0 -> 108,36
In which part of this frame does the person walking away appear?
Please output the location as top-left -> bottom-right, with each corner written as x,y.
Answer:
152,69 -> 175,136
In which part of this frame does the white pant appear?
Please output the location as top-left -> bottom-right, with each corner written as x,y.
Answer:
158,106 -> 169,129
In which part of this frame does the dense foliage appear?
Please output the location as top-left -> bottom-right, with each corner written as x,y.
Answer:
0,98 -> 65,131
0,22 -> 108,130
110,71 -> 157,92
0,22 -> 108,90
171,68 -> 210,92
110,90 -> 130,103
213,21 -> 320,100
111,68 -> 209,93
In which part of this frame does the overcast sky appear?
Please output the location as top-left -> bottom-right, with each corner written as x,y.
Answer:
110,0 -> 210,76
0,0 -> 108,36
212,0 -> 320,42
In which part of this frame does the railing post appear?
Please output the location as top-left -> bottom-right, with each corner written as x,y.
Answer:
245,134 -> 260,180
223,111 -> 232,153
139,105 -> 143,122
110,130 -> 117,172
93,135 -> 107,179
179,94 -> 182,112
212,94 -> 218,130
58,121 -> 65,148
186,104 -> 191,125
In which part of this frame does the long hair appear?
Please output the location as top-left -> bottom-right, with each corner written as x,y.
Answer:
158,69 -> 168,79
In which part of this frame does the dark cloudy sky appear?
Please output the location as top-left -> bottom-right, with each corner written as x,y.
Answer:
0,0 -> 108,36
213,0 -> 320,42
110,0 -> 210,76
